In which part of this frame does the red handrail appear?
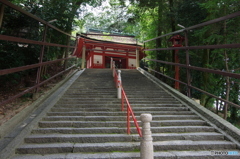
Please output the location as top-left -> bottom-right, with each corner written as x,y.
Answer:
121,88 -> 142,137
112,62 -> 142,137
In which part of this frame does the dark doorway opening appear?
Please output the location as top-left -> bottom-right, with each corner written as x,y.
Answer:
105,56 -> 127,69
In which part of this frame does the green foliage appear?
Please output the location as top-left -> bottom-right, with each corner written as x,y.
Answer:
42,74 -> 50,80
0,0 -> 103,87
2,0 -> 240,125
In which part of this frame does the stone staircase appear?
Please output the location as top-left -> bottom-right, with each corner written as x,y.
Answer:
10,69 -> 240,158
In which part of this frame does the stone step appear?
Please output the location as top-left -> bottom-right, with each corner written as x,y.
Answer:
38,120 -> 207,128
52,103 -> 184,108
46,111 -> 195,116
31,127 -> 127,134
16,140 -> 236,154
124,90 -> 172,95
56,100 -> 181,105
64,90 -> 116,94
12,150 -> 240,159
153,140 -> 237,151
31,126 -> 216,134
128,97 -> 177,101
49,107 -> 189,112
55,101 -> 120,105
62,95 -> 117,98
57,97 -> 177,102
66,89 -> 116,92
65,90 -> 116,93
60,95 -> 176,100
42,115 -> 200,121
64,94 -> 174,99
24,132 -> 224,144
129,100 -> 181,104
24,134 -> 135,143
57,98 -> 120,102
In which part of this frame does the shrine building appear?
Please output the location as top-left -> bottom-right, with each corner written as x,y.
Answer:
73,29 -> 145,69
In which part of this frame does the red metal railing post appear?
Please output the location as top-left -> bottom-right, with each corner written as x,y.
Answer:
127,106 -> 130,134
121,90 -> 124,111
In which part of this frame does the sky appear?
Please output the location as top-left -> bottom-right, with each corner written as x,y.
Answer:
77,0 -> 131,33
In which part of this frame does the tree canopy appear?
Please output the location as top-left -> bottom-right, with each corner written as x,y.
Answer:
1,0 -> 240,127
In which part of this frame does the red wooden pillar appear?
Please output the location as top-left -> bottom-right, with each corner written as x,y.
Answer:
103,46 -> 106,68
174,50 -> 180,90
169,35 -> 185,90
126,50 -> 129,69
91,53 -> 94,68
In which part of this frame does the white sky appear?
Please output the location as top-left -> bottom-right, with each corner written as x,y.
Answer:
82,0 -> 130,16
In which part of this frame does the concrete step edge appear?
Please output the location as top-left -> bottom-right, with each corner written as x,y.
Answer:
11,150 -> 240,159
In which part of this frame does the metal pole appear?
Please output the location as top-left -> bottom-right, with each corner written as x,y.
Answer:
184,31 -> 191,97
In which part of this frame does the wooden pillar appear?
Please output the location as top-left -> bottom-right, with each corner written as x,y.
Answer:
174,49 -> 180,90
136,48 -> 139,68
103,47 -> 106,68
81,45 -> 86,69
126,50 -> 129,69
91,53 -> 94,68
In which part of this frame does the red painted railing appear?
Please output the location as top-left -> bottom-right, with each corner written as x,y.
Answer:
112,61 -> 142,137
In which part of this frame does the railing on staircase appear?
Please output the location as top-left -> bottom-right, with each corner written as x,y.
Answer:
143,11 -> 240,120
112,60 -> 142,137
0,1 -> 78,107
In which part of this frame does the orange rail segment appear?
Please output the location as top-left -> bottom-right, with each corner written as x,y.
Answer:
121,88 -> 142,137
112,62 -> 142,137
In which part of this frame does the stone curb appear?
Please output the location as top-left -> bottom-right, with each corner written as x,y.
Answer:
137,67 -> 240,148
